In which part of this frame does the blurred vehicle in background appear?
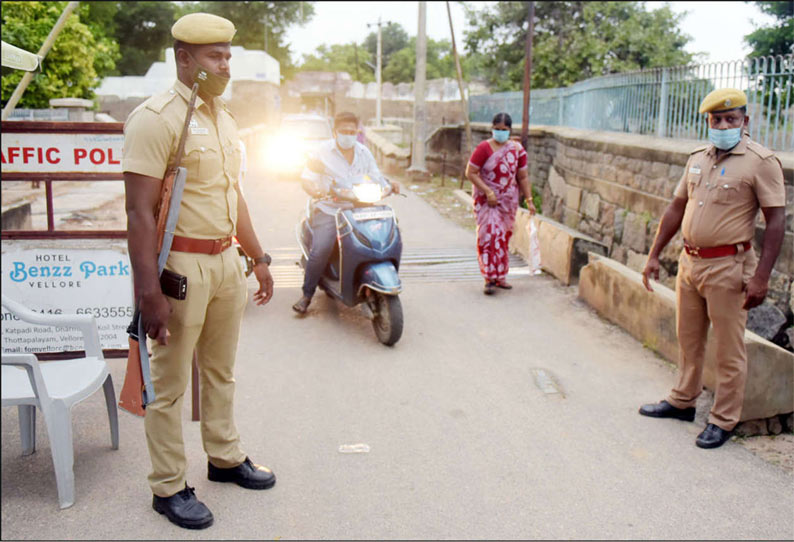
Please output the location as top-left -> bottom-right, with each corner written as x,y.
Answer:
262,113 -> 333,180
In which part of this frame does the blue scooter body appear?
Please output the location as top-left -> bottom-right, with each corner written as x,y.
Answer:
298,204 -> 402,307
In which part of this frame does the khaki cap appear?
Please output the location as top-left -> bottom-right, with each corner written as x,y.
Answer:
698,88 -> 747,114
171,12 -> 236,44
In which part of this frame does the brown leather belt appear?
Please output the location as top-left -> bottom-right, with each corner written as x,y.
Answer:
684,241 -> 751,258
171,235 -> 233,255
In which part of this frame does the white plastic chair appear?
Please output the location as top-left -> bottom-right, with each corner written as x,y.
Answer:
1,295 -> 119,509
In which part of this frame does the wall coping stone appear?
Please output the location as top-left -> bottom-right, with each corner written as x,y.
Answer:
364,127 -> 409,159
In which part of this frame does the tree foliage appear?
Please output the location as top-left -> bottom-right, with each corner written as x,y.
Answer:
296,21 -> 469,85
463,1 -> 693,91
184,1 -> 315,77
363,22 -> 410,71
1,1 -> 120,108
744,1 -> 793,57
300,43 -> 375,83
382,37 -> 457,83
82,1 -> 176,76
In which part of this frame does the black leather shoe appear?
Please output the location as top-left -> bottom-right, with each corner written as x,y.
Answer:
152,484 -> 213,530
208,457 -> 276,490
638,400 -> 695,421
696,423 -> 733,449
292,295 -> 311,314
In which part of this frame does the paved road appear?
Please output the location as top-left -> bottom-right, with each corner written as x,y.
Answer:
2,164 -> 793,540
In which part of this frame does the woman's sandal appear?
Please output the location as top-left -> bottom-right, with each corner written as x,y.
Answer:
483,281 -> 496,295
495,280 -> 513,290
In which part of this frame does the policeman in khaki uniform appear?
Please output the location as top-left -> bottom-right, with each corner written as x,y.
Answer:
123,13 -> 276,529
640,88 -> 786,449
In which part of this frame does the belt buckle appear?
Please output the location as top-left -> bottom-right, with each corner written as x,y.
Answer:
687,245 -> 700,257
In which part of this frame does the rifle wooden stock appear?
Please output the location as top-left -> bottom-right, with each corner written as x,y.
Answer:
119,335 -> 146,416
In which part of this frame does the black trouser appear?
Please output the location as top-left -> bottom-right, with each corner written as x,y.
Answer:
302,210 -> 337,297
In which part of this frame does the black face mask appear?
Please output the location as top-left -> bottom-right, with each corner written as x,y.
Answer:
187,52 -> 230,97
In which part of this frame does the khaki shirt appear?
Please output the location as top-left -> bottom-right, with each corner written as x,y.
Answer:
674,134 -> 786,248
123,79 -> 242,239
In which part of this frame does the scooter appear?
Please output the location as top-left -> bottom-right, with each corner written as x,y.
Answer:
296,175 -> 404,346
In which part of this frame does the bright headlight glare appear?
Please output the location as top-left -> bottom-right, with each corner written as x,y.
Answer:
352,183 -> 383,203
264,137 -> 305,170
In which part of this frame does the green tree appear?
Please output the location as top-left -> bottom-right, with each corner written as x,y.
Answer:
1,1 -> 120,108
744,1 -> 793,57
83,1 -> 176,76
463,1 -> 693,91
382,37 -> 457,83
298,43 -> 375,83
184,1 -> 315,77
364,22 -> 409,70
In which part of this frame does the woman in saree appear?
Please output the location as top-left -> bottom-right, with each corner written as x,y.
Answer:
466,112 -> 536,295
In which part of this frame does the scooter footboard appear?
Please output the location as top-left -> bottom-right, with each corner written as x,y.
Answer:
358,261 -> 402,296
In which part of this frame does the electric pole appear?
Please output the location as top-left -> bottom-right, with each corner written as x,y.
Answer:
377,18 -> 382,126
354,42 -> 360,81
446,1 -> 472,163
366,18 -> 388,126
521,1 -> 535,151
407,1 -> 429,180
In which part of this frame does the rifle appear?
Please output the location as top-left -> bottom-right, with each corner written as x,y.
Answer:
119,82 -> 199,417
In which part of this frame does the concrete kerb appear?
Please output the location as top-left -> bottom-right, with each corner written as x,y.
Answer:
511,208 -> 608,285
578,252 -> 794,423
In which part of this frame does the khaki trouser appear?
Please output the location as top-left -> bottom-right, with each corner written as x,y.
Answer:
144,247 -> 248,497
667,246 -> 757,431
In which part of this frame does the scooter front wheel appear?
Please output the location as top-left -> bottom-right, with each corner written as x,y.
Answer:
370,293 -> 403,346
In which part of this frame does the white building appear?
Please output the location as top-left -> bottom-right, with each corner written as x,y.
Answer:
96,46 -> 280,100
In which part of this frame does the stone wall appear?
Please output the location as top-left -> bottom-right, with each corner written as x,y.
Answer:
423,123 -> 794,350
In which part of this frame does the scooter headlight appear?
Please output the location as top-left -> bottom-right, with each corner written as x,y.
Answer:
352,183 -> 383,203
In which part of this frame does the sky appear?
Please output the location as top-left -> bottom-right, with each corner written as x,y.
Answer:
283,1 -> 779,66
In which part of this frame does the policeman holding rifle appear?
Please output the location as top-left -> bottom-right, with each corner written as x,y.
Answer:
123,13 -> 275,530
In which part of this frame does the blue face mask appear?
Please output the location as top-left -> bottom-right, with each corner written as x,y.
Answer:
336,133 -> 357,150
708,126 -> 742,150
492,129 -> 510,143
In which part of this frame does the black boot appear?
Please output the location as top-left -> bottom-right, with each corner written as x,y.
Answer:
696,423 -> 733,449
152,484 -> 213,530
638,400 -> 695,422
208,457 -> 276,490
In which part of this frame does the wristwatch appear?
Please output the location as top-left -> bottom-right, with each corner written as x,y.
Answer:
253,253 -> 271,266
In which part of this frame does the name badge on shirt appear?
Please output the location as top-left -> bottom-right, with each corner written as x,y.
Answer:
689,165 -> 701,174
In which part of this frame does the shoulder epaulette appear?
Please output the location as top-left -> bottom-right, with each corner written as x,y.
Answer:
144,89 -> 179,114
221,101 -> 236,120
746,140 -> 774,160
689,144 -> 709,155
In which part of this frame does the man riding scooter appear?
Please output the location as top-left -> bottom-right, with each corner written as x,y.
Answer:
292,112 -> 401,314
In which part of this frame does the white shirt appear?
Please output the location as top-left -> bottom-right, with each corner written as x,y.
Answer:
301,139 -> 389,215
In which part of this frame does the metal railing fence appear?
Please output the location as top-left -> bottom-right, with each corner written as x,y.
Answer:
470,55 -> 793,152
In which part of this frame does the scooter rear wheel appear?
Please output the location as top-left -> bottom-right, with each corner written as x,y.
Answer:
371,293 -> 403,346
